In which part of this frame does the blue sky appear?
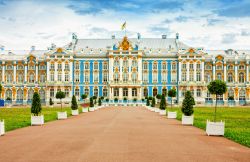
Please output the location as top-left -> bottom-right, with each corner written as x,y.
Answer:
0,0 -> 250,50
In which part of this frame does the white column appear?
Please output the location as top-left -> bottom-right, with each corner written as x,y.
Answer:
235,63 -> 238,82
14,62 -> 17,83
138,58 -> 142,82
247,64 -> 249,82
212,62 -> 215,80
109,57 -> 113,81
47,62 -> 50,81
109,87 -> 113,100
2,62 -> 5,82
119,87 -> 123,100
24,62 -> 27,83
128,88 -> 132,100
224,62 -> 227,82
178,61 -> 182,81
35,64 -> 38,82
187,62 -> 190,81
69,61 -> 73,82
119,58 -> 123,81
54,62 -> 58,81
138,88 -> 141,100
62,61 -> 65,82
194,62 -> 196,81
201,61 -> 204,81
128,59 -> 132,81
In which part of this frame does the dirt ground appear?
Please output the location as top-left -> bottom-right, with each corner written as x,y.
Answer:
0,106 -> 249,162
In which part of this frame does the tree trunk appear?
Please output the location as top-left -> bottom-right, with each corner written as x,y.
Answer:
214,94 -> 217,122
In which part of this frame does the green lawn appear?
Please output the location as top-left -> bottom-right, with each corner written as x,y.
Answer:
0,107 -> 80,131
169,107 -> 250,148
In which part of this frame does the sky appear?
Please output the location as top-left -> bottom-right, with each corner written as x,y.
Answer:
0,0 -> 250,50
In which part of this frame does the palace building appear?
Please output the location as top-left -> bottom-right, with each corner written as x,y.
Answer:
0,33 -> 249,106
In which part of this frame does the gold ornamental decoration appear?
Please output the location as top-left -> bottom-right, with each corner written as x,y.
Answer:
119,36 -> 132,50
234,87 -> 239,97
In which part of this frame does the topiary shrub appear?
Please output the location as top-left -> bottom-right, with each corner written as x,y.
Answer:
159,94 -> 167,110
56,91 -> 65,111
81,94 -> 87,102
181,91 -> 195,116
100,96 -> 104,100
156,94 -> 162,100
71,95 -> 78,110
31,92 -> 42,116
124,97 -> 127,101
49,98 -> 54,106
106,98 -> 109,102
207,80 -> 227,122
145,96 -> 148,100
133,98 -> 137,102
93,96 -> 97,104
142,98 -> 145,102
90,97 -> 94,107
228,96 -> 234,100
168,88 -> 177,108
98,98 -> 102,106
114,98 -> 118,102
148,96 -> 153,100
151,97 -> 155,107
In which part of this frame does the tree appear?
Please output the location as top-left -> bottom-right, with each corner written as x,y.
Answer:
151,97 -> 156,107
114,98 -> 118,102
31,92 -> 42,116
156,94 -> 162,100
98,98 -> 102,106
207,80 -> 227,122
49,98 -> 54,106
81,94 -> 87,102
133,98 -> 137,102
71,95 -> 78,110
159,94 -> 167,110
181,91 -> 195,116
90,97 -> 94,107
168,88 -> 177,108
56,91 -> 65,111
148,96 -> 153,100
146,98 -> 150,106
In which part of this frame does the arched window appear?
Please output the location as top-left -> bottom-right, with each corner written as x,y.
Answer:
153,62 -> 157,70
64,89 -> 69,97
50,88 -> 54,98
28,89 -> 34,100
123,60 -> 128,67
123,88 -> 128,97
94,88 -> 98,97
143,88 -> 148,97
239,73 -> 244,83
114,72 -> 119,82
217,73 -> 222,80
182,72 -> 186,81
123,73 -> 128,82
29,73 -> 35,83
143,62 -> 148,70
39,89 -> 45,100
162,88 -> 167,96
103,88 -> 108,97
239,89 -> 245,100
205,73 -> 211,82
75,62 -> 79,70
6,72 -> 12,83
5,89 -> 12,99
205,65 -> 211,70
132,88 -> 137,97
75,88 -> 79,97
196,89 -> 201,97
153,88 -> 157,96
239,65 -> 245,70
114,88 -> 119,97
228,89 -> 234,99
196,72 -> 201,81
18,72 -> 23,83
17,89 -> 23,100
228,65 -> 233,70
228,73 -> 233,82
40,73 -> 45,83
132,72 -> 137,82
84,88 -> 89,96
